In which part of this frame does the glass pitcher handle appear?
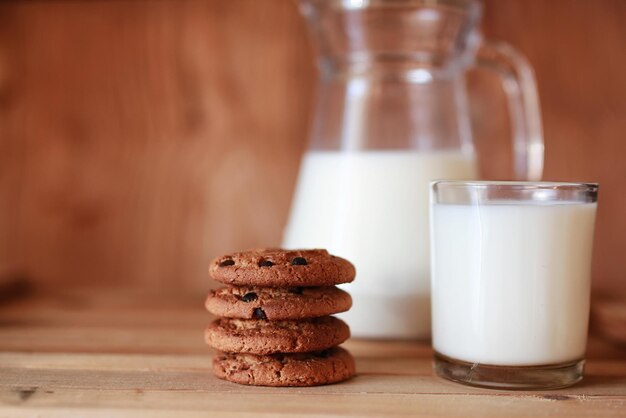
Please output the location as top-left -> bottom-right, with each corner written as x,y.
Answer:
476,41 -> 544,181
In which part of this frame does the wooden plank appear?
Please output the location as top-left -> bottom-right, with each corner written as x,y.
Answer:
1,384 -> 625,417
0,353 -> 626,394
0,342 -> 625,416
0,350 -> 625,379
0,288 -> 625,416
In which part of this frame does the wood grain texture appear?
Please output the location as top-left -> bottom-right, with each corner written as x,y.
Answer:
0,0 -> 624,291
0,0 -> 314,290
0,288 -> 625,417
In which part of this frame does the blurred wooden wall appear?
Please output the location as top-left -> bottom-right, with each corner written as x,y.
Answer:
0,0 -> 624,292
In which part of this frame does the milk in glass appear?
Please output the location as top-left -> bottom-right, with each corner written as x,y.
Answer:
431,201 -> 597,365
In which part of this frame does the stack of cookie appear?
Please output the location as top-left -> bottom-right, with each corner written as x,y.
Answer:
205,249 -> 356,387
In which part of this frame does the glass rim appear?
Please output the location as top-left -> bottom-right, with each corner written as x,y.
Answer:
431,180 -> 599,193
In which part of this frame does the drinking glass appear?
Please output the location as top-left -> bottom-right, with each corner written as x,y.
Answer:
430,181 -> 598,389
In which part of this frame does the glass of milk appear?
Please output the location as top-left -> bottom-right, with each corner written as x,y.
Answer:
430,181 -> 598,389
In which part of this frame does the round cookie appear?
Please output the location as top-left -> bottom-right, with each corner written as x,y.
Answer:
206,285 -> 352,320
213,347 -> 356,387
205,316 -> 350,354
209,249 -> 355,287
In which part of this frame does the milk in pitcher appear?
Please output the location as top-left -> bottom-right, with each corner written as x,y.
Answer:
283,149 -> 478,338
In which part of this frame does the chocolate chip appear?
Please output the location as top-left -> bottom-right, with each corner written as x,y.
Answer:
253,308 -> 267,319
241,292 -> 258,302
273,354 -> 285,362
258,259 -> 274,267
291,257 -> 307,266
317,349 -> 332,358
288,287 -> 304,294
219,259 -> 235,267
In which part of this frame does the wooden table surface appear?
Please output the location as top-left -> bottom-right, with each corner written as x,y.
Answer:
0,287 -> 625,417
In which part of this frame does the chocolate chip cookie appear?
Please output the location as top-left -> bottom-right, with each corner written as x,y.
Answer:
205,316 -> 350,354
213,347 -> 356,387
206,285 -> 352,320
209,249 -> 355,287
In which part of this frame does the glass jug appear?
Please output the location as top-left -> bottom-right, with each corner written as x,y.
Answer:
283,0 -> 544,339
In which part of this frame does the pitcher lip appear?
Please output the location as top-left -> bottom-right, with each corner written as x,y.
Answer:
300,0 -> 480,12
299,0 -> 484,72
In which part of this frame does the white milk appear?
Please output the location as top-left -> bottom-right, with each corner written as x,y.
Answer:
283,150 -> 477,338
431,201 -> 597,365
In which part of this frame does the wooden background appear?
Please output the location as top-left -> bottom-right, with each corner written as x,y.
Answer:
0,0 -> 624,293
